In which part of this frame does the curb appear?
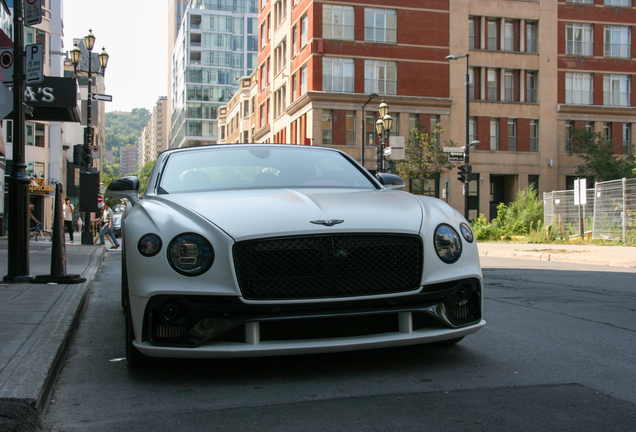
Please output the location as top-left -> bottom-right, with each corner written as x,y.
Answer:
479,250 -> 636,268
0,247 -> 105,420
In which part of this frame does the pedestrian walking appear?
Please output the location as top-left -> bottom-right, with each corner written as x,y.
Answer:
63,197 -> 74,243
99,203 -> 120,249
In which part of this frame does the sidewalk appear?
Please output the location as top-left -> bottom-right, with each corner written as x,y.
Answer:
0,235 -> 105,431
478,242 -> 636,268
0,237 -> 634,431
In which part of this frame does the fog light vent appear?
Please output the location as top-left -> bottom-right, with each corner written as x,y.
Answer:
450,305 -> 470,319
156,325 -> 189,339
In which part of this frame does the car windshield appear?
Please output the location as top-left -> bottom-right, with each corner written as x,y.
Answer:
158,146 -> 377,193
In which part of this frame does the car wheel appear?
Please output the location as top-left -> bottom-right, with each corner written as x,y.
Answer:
121,250 -> 129,312
125,305 -> 152,367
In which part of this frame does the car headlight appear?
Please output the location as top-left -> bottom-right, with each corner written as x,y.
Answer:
138,233 -> 162,257
167,233 -> 214,276
460,223 -> 474,243
434,224 -> 462,263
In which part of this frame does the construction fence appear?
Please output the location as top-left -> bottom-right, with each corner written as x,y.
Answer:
544,178 -> 636,245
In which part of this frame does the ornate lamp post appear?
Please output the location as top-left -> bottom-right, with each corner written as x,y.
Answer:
374,100 -> 393,173
70,30 -> 109,244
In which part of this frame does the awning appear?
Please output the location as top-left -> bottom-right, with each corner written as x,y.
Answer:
3,76 -> 81,122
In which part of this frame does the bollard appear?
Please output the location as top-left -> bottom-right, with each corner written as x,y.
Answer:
34,184 -> 85,284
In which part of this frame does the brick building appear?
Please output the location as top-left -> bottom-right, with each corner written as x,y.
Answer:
216,0 -> 636,220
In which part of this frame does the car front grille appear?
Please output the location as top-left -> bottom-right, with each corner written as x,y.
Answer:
233,234 -> 423,300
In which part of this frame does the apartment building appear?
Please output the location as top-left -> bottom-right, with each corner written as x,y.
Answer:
216,0 -> 636,221
149,96 -> 169,158
120,146 -> 138,176
169,0 -> 259,148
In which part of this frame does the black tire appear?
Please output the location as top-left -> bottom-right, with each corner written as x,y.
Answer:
121,251 -> 129,312
41,230 -> 52,242
125,305 -> 152,367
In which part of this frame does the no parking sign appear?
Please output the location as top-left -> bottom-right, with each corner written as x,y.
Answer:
0,48 -> 13,85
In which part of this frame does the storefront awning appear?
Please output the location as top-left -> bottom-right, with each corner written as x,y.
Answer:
3,76 -> 81,123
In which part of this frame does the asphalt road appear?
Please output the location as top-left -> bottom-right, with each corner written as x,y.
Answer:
43,254 -> 636,431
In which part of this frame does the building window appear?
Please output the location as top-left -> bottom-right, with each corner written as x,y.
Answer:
300,14 -> 308,47
490,118 -> 499,150
243,100 -> 249,117
528,175 -> 539,192
604,26 -> 630,58
468,67 -> 475,100
300,65 -> 307,94
605,0 -> 631,5
530,120 -> 538,152
291,74 -> 296,102
468,19 -> 475,49
487,68 -> 498,101
526,71 -> 537,103
35,123 -> 45,148
410,178 -> 438,198
261,22 -> 267,50
323,4 -> 354,40
505,70 -> 515,102
364,8 -> 397,43
322,110 -> 332,144
430,115 -> 440,145
508,119 -> 517,151
364,60 -> 397,95
504,21 -> 514,51
623,124 -> 631,155
526,22 -> 537,53
292,25 -> 297,56
366,115 -> 376,146
260,104 -> 265,127
566,23 -> 593,56
566,73 -> 593,105
323,57 -> 354,92
244,130 -> 249,143
469,116 -> 476,144
487,19 -> 498,50
604,74 -> 630,106
566,121 -> 574,152
603,122 -> 612,143
346,111 -> 356,145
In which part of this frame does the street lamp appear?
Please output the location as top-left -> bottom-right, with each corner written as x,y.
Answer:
361,93 -> 378,169
446,53 -> 472,220
374,100 -> 393,173
70,30 -> 109,245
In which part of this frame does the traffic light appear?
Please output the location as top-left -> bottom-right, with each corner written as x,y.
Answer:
457,164 -> 472,183
73,144 -> 86,166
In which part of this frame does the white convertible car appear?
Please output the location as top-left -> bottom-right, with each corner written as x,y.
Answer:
108,144 -> 484,366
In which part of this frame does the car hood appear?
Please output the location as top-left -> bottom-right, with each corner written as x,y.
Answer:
148,188 -> 424,241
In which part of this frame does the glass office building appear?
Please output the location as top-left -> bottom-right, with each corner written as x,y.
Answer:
170,0 -> 258,148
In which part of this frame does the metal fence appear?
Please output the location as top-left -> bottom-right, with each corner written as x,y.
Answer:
544,178 -> 636,245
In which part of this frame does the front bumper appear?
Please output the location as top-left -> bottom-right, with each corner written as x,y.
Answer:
131,277 -> 484,358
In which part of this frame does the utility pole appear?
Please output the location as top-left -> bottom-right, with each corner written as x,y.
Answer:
4,0 -> 34,282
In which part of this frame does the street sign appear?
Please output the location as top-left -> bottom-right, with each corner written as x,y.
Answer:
0,47 -> 13,85
25,43 -> 44,84
91,145 -> 100,158
0,82 -> 12,119
448,152 -> 464,162
443,147 -> 465,153
91,93 -> 113,102
97,194 -> 104,209
25,0 -> 43,27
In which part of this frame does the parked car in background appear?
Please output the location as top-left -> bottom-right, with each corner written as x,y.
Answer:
108,144 -> 484,366
112,213 -> 122,238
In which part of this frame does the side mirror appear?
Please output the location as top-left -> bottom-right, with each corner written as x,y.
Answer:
107,176 -> 140,205
375,173 -> 406,191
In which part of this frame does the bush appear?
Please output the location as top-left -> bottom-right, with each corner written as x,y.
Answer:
471,186 -> 544,241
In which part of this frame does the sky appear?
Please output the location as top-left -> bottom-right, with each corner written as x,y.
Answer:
62,0 -> 169,113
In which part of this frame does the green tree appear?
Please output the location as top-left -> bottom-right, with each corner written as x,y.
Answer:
396,124 -> 454,193
137,160 -> 156,195
569,127 -> 635,183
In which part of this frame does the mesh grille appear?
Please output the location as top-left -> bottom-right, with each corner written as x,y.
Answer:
233,234 -> 423,300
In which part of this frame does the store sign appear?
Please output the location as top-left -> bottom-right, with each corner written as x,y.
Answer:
3,76 -> 80,122
30,178 -> 55,194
